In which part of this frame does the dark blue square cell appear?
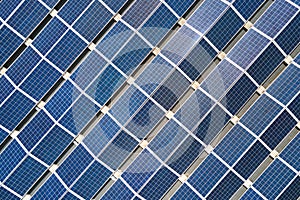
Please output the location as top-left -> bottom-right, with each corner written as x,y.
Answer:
42,0 -> 59,8
101,180 -> 135,200
74,1 -> 112,41
57,145 -> 94,186
0,129 -> 9,144
206,8 -> 244,50
47,30 -> 87,71
4,156 -> 47,195
0,0 -> 22,20
7,0 -> 48,37
165,0 -> 195,16
0,76 -> 14,105
0,140 -> 26,181
179,39 -> 217,80
247,43 -> 285,85
172,184 -> 201,200
31,125 -> 73,165
33,18 -> 68,55
0,91 -> 35,131
20,61 -> 61,100
18,110 -> 55,151
288,94 -> 300,119
0,187 -> 19,200
62,193 -> 80,200
278,177 -> 300,200
71,161 -> 111,199
0,26 -> 23,66
233,0 -> 264,19
102,0 -> 127,12
6,47 -> 41,85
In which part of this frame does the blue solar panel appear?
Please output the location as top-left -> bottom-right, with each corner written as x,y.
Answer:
0,76 -> 15,105
0,0 -> 22,20
172,184 -> 201,200
101,179 -> 135,200
233,0 -> 265,19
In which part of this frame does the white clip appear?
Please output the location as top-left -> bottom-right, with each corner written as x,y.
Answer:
37,101 -> 46,109
25,38 -> 33,46
101,105 -> 110,114
256,86 -> 266,95
127,76 -> 135,85
22,195 -> 32,200
191,81 -> 200,90
166,111 -> 174,119
284,55 -> 293,65
152,47 -> 160,56
218,51 -> 226,60
296,121 -> 300,129
49,164 -> 59,173
178,18 -> 186,26
49,9 -> 58,17
63,72 -> 71,80
270,150 -> 279,159
114,13 -> 122,21
204,145 -> 214,154
178,174 -> 188,183
113,170 -> 122,179
140,140 -> 149,149
0,67 -> 7,75
88,43 -> 96,51
75,134 -> 84,144
11,130 -> 20,139
244,21 -> 253,30
230,115 -> 239,125
243,179 -> 253,189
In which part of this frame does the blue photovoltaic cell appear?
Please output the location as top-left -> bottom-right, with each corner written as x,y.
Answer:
167,136 -> 204,174
288,93 -> 300,120
234,141 -> 270,179
278,177 -> 300,200
101,180 -> 135,200
179,39 -> 217,80
172,184 -> 201,200
206,8 -> 244,50
45,81 -> 81,120
0,140 -> 26,181
188,154 -> 228,196
261,110 -> 297,149
83,115 -> 121,156
140,4 -> 178,45
188,0 -> 227,34
0,128 -> 8,144
214,125 -> 255,166
139,166 -> 178,200
240,94 -> 282,135
59,95 -> 100,135
62,192 -> 80,200
20,60 -> 61,100
32,175 -> 66,200
228,29 -> 270,69
0,0 -> 22,20
275,14 -> 300,54
4,156 -> 47,195
46,30 -> 87,71
7,0 -> 48,37
165,0 -> 195,16
31,125 -> 73,165
33,18 -> 68,55
0,90 -> 35,131
58,0 -> 93,25
57,145 -> 94,186
0,187 -> 19,200
207,171 -> 243,200
240,188 -> 263,200
122,0 -> 160,29
268,65 -> 300,105
280,133 -> 300,171
18,110 -> 54,150
291,0 -> 300,5
0,76 -> 14,105
149,120 -> 188,161
102,0 -> 128,12
96,22 -> 134,60
255,0 -> 298,38
253,159 -> 296,200
42,0 -> 59,8
233,0 -> 264,19
122,150 -> 161,191
0,26 -> 23,66
74,1 -> 113,41
98,130 -> 139,169
6,47 -> 41,85
86,64 -> 126,105
71,161 -> 111,199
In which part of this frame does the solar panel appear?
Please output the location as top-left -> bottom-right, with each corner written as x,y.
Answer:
0,0 -> 299,199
